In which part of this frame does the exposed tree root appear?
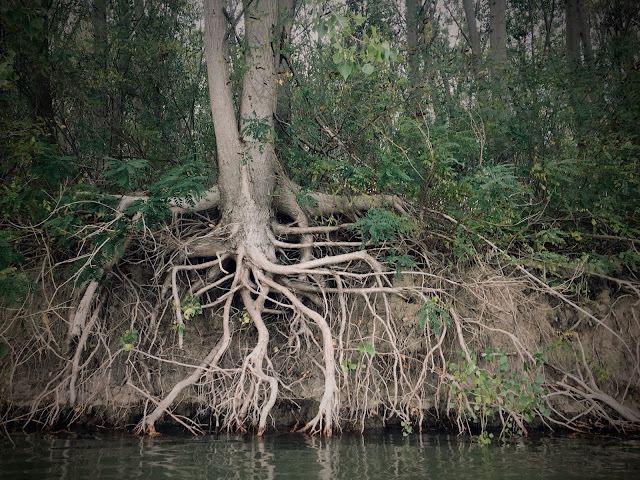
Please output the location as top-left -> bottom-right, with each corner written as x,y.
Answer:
2,185 -> 639,439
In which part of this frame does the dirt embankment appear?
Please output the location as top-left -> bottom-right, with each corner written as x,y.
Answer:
1,265 -> 639,435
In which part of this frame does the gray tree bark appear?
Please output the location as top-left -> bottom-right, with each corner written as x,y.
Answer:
406,0 -> 424,94
462,0 -> 481,61
275,0 -> 297,138
541,0 -> 557,52
489,0 -> 507,66
205,0 -> 277,257
565,0 -> 592,63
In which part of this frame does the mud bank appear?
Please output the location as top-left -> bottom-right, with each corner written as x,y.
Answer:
2,266 -> 639,436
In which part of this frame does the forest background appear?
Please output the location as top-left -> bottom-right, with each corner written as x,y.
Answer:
1,0 -> 639,440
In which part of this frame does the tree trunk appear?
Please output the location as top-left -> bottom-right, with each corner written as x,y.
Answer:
565,0 -> 593,63
565,0 -> 580,62
541,0 -> 557,52
576,0 -> 593,63
205,0 -> 277,256
406,0 -> 424,97
274,0 -> 297,151
13,0 -> 56,135
462,0 -> 481,62
489,0 -> 507,66
92,0 -> 108,170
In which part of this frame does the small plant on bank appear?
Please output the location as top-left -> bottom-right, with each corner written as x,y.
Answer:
341,340 -> 375,372
181,295 -> 202,320
119,329 -> 138,352
172,295 -> 202,335
239,308 -> 250,325
401,419 -> 413,436
478,431 -> 494,446
447,347 -> 550,442
415,297 -> 450,337
349,208 -> 416,248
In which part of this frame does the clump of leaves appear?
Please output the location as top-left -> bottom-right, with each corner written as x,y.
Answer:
171,296 -> 202,335
181,295 -> 202,320
381,249 -> 416,278
478,431 -> 494,446
447,347 -> 550,440
416,297 -> 450,336
401,419 -> 413,436
241,115 -> 272,155
239,308 -> 250,325
103,157 -> 149,190
148,157 -> 209,209
341,340 -> 375,372
119,329 -> 138,352
313,10 -> 398,80
358,340 -> 376,357
0,231 -> 30,306
349,208 -> 415,248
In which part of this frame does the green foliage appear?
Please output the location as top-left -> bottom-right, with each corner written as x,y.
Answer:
180,295 -> 202,321
477,431 -> 494,446
381,249 -> 416,278
0,51 -> 16,89
415,297 -> 450,336
447,348 -> 550,440
0,231 -> 30,306
295,189 -> 318,210
0,231 -> 24,268
358,340 -> 376,357
119,329 -> 138,352
340,358 -> 359,372
172,295 -> 202,335
312,8 -> 397,80
103,157 -> 149,190
349,208 -> 415,248
0,0 -> 215,299
147,157 -> 209,209
241,115 -> 272,155
400,419 -> 413,436
0,337 -> 9,358
341,340 -> 375,373
239,308 -> 251,325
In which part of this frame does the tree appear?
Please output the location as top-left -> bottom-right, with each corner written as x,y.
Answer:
129,0 -> 409,436
406,0 -> 441,112
406,0 -> 425,97
462,0 -> 482,62
489,0 -> 507,65
565,0 -> 593,63
541,0 -> 558,52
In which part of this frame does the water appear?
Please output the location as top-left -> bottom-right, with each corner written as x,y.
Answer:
1,431 -> 639,479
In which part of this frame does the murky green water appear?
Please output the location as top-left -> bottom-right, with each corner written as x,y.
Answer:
1,431 -> 639,479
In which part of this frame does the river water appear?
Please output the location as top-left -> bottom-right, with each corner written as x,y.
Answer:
1,431 -> 639,479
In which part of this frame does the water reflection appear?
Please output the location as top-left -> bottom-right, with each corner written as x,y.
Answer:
1,431 -> 639,479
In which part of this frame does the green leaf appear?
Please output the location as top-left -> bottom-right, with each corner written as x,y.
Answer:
361,63 -> 375,75
315,22 -> 328,39
365,341 -> 376,356
0,337 -> 10,358
337,62 -> 353,80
